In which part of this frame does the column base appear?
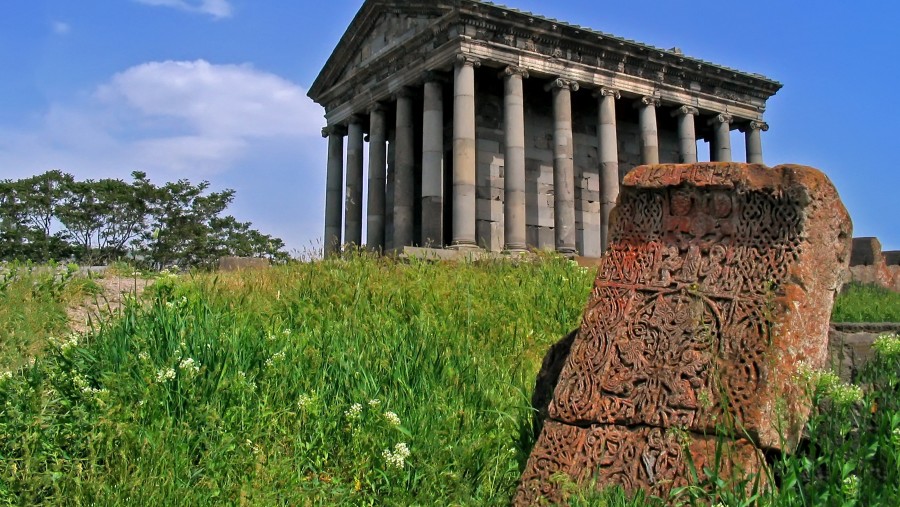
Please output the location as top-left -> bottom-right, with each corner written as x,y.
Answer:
556,247 -> 577,259
450,241 -> 480,251
504,244 -> 528,255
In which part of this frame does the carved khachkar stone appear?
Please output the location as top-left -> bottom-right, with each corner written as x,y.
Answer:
515,163 -> 852,505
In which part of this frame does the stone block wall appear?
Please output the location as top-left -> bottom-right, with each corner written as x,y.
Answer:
846,236 -> 900,292
829,323 -> 900,382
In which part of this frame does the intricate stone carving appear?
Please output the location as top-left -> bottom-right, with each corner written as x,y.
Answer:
708,113 -> 734,125
594,87 -> 621,99
515,163 -> 852,505
671,105 -> 699,117
516,421 -> 765,505
501,65 -> 530,79
748,120 -> 770,132
456,54 -> 482,68
638,96 -> 661,107
545,78 -> 580,92
321,125 -> 347,138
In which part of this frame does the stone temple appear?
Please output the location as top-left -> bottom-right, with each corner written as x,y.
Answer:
308,0 -> 782,258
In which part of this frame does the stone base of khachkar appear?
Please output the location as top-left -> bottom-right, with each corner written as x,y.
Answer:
515,163 -> 852,505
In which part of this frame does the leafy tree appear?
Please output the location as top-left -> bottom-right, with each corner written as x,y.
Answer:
57,172 -> 154,263
0,171 -> 72,262
0,171 -> 289,268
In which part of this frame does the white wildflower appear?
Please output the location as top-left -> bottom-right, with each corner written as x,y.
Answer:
383,411 -> 401,427
345,403 -> 363,419
138,351 -> 150,362
165,301 -> 175,309
56,333 -> 80,353
0,371 -> 12,382
179,357 -> 200,374
892,427 -> 900,449
382,442 -> 411,469
368,399 -> 381,408
265,350 -> 286,368
873,334 -> 900,358
297,394 -> 315,410
156,367 -> 176,383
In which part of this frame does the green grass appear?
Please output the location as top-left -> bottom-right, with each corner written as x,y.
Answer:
0,255 -> 897,505
832,283 -> 900,322
0,254 -> 593,505
0,263 -> 96,370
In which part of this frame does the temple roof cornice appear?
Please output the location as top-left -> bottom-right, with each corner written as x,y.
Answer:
309,0 -> 781,122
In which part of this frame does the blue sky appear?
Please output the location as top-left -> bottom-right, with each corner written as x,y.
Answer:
1,0 -> 897,252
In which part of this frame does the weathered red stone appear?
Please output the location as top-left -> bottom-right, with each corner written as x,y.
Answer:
516,163 -> 852,505
516,421 -> 766,504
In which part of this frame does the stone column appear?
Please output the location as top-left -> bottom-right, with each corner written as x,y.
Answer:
709,113 -> 734,162
323,125 -> 346,257
344,116 -> 364,247
421,76 -> 444,247
546,78 -> 579,256
367,104 -> 387,251
394,89 -> 415,250
672,105 -> 699,164
452,55 -> 480,248
637,96 -> 660,165
743,121 -> 769,164
596,88 -> 620,254
502,66 -> 529,253
385,129 -> 396,251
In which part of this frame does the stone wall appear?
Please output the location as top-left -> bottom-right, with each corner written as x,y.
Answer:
846,236 -> 900,292
829,323 -> 900,382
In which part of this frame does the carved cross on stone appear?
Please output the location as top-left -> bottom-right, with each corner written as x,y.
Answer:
515,163 -> 852,505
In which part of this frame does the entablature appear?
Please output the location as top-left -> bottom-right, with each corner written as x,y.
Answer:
312,0 -> 780,128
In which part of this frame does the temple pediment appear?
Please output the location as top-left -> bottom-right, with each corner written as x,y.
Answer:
309,2 -> 450,102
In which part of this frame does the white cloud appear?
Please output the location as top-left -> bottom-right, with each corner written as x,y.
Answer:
97,60 -> 321,139
134,0 -> 233,19
0,59 -> 325,179
52,21 -> 71,35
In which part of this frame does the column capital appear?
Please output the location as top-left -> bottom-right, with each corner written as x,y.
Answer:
322,125 -> 347,138
393,87 -> 415,101
636,96 -> 661,108
544,77 -> 580,92
708,113 -> 734,126
424,70 -> 449,84
671,105 -> 699,117
367,102 -> 388,115
593,87 -> 620,99
500,65 -> 530,79
745,120 -> 770,132
456,54 -> 482,68
348,114 -> 366,125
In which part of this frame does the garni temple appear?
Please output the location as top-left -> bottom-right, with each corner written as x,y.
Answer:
308,0 -> 782,258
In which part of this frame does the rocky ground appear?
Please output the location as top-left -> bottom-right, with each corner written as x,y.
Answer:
67,275 -> 153,334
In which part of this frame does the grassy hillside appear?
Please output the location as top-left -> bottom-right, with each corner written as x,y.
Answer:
0,255 -> 593,505
0,256 -> 897,505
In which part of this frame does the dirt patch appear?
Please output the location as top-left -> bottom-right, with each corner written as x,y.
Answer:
67,276 -> 153,334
